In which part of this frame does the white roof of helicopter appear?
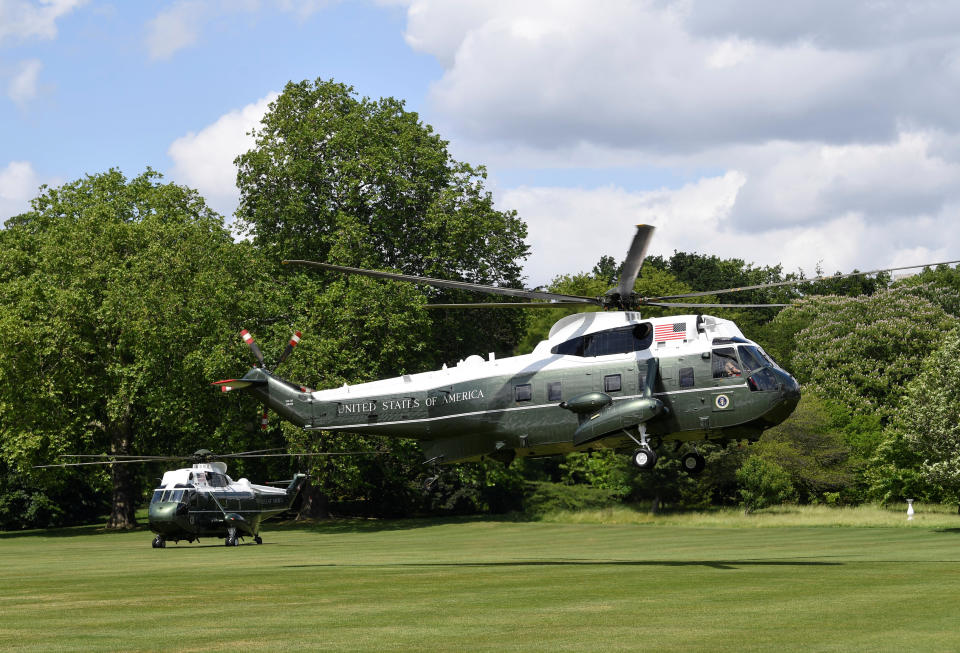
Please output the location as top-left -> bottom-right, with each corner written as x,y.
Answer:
157,462 -> 287,494
311,312 -> 747,399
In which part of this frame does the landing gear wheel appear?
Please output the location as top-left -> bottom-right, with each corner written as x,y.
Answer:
254,535 -> 263,545
225,528 -> 239,547
152,535 -> 166,549
422,475 -> 439,492
681,452 -> 706,475
631,447 -> 658,470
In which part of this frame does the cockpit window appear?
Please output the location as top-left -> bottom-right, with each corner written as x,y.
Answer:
551,324 -> 653,357
738,346 -> 765,372
151,490 -> 163,504
206,472 -> 228,488
756,347 -> 784,369
712,347 -> 742,378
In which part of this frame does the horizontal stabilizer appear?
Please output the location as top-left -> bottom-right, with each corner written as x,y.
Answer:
211,378 -> 267,393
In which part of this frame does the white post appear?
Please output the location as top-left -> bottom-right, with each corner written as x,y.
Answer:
906,498 -> 914,521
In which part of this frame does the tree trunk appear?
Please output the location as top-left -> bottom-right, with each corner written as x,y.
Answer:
297,481 -> 330,520
107,461 -> 138,529
651,493 -> 661,515
106,426 -> 137,529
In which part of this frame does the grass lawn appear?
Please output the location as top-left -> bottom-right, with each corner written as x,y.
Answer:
2,507 -> 960,651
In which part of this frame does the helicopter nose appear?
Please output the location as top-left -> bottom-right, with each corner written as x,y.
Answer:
757,370 -> 801,428
148,503 -> 181,534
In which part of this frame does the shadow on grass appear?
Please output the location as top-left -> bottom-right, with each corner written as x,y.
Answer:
0,523 -> 151,539
0,514 -> 520,539
283,559 -> 844,571
271,513 -> 526,535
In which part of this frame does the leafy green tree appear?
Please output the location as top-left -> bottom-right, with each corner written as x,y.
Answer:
736,456 -> 796,513
234,78 -> 529,369
645,251 -> 790,335
765,288 -> 954,419
233,79 -> 533,514
750,394 -> 858,503
558,450 -> 631,498
0,170 -> 267,528
880,328 -> 960,508
891,265 -> 960,317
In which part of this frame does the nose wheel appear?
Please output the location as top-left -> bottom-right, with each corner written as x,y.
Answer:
631,447 -> 658,470
151,535 -> 166,548
625,425 -> 658,470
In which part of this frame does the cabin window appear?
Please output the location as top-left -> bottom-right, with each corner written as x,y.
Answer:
515,383 -> 532,402
712,347 -> 742,378
604,374 -> 622,393
551,324 -> 653,357
679,367 -> 695,388
547,381 -> 562,402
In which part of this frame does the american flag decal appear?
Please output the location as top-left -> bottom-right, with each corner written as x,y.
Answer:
654,321 -> 687,341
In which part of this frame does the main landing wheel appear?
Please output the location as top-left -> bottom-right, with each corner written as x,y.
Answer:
681,452 -> 706,475
631,447 -> 658,470
225,528 -> 239,547
254,535 -> 263,545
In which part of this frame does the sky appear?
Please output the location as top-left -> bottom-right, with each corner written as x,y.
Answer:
3,0 -> 960,287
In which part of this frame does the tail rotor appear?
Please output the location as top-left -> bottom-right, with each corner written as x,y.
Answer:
218,328 -> 307,432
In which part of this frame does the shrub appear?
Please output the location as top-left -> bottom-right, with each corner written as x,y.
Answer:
736,456 -> 796,513
522,481 -> 620,518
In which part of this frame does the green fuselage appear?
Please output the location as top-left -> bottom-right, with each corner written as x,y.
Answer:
148,472 -> 306,543
233,313 -> 801,465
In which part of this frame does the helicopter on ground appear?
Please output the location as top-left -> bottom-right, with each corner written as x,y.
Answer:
214,225 -> 953,476
39,449 -> 308,547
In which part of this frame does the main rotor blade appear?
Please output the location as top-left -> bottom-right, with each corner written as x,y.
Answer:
229,451 -> 389,458
56,454 -> 181,460
644,301 -> 792,308
282,260 -> 598,304
646,258 -> 960,301
423,301 -> 600,309
217,448 -> 289,458
34,458 -> 171,468
617,224 -> 655,298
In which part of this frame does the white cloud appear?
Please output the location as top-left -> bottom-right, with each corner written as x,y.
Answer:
167,92 -> 278,216
404,0 -> 960,151
7,58 -> 41,105
145,1 -> 206,60
399,1 -> 960,285
0,0 -> 85,46
500,151 -> 960,288
0,160 -> 41,222
502,173 -> 745,286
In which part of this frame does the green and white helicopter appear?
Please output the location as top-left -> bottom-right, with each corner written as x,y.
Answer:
214,225 -> 949,476
39,449 -> 309,547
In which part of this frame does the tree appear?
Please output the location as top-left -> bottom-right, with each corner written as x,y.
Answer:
749,394 -> 858,503
233,79 -> 532,514
0,170 -> 266,528
645,251 -> 790,335
234,78 -> 529,369
764,287 -> 955,420
882,328 -> 960,507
